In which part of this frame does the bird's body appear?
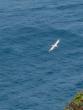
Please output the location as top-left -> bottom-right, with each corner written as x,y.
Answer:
49,39 -> 60,52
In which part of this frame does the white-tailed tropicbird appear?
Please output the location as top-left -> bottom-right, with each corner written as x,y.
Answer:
49,39 -> 60,52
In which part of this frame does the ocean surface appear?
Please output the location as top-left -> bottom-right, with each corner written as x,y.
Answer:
0,0 -> 83,110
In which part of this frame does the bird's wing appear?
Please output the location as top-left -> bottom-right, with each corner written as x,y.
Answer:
55,39 -> 60,45
49,46 -> 54,51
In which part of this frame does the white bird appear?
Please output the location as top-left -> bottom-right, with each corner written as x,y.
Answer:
49,39 -> 60,52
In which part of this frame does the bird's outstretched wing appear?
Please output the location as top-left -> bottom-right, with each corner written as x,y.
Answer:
55,39 -> 60,45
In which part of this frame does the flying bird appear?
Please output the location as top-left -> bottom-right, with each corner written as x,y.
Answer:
49,39 -> 60,52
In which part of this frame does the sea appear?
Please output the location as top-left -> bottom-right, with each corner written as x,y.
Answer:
0,0 -> 83,110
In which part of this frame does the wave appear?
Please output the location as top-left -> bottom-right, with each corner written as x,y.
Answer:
56,3 -> 83,10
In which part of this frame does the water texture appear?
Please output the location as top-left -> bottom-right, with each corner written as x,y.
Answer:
0,0 -> 83,110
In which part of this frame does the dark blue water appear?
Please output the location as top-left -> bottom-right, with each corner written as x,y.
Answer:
0,0 -> 83,110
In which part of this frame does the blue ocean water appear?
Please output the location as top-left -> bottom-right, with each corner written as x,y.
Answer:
0,0 -> 83,110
